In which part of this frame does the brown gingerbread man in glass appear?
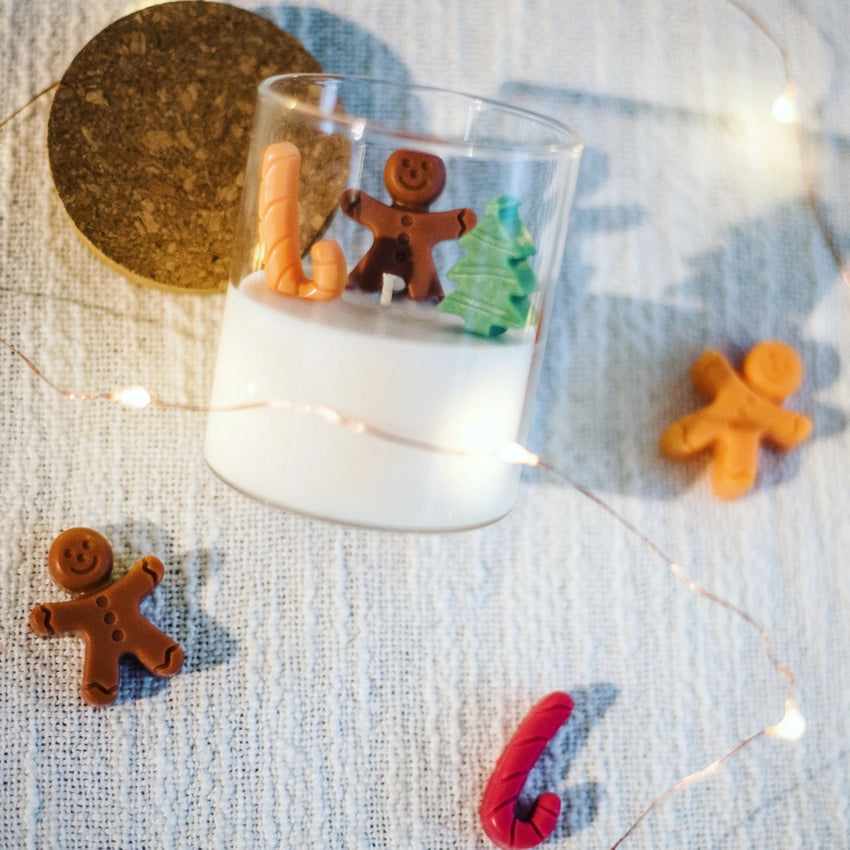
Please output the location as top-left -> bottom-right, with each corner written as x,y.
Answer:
29,528 -> 184,705
339,149 -> 477,301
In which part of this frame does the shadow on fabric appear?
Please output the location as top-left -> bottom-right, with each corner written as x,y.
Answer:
258,5 -> 411,81
499,82 -> 846,501
103,520 -> 237,705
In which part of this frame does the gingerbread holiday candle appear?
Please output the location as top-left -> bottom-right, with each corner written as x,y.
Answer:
205,75 -> 582,530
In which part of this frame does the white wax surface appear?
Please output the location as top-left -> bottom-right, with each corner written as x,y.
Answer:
204,272 -> 537,530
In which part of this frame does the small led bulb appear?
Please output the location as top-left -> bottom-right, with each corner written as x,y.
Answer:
111,386 -> 153,409
772,83 -> 799,124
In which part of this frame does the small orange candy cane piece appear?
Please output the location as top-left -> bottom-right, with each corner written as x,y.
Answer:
258,141 -> 347,301
480,691 -> 574,849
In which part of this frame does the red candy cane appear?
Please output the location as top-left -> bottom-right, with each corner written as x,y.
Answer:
480,691 -> 574,849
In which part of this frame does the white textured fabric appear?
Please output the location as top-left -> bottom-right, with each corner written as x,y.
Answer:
1,1 -> 849,847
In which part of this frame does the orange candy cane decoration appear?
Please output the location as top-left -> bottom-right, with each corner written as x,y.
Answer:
480,691 -> 574,849
259,141 -> 347,301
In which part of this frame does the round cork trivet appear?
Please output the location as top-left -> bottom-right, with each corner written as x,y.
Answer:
48,1 -> 344,292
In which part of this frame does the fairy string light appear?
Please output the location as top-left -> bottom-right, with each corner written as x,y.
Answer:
0,332 -> 804,846
724,0 -> 849,285
0,2 -> 835,843
0,81 -> 58,133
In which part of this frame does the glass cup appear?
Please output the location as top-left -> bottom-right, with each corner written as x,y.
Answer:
205,74 -> 582,531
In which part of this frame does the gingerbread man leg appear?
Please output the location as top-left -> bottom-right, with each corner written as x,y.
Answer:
346,245 -> 392,293
131,620 -> 185,678
82,642 -> 121,706
407,260 -> 442,302
711,430 -> 762,500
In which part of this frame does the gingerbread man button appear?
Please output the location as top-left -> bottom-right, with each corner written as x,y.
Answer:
29,528 -> 184,705
339,149 -> 477,301
660,341 -> 812,499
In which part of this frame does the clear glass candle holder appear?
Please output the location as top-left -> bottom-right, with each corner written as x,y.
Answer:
205,74 -> 582,531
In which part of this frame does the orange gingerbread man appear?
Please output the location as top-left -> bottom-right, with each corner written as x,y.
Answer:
660,341 -> 812,499
340,149 -> 477,301
29,528 -> 184,705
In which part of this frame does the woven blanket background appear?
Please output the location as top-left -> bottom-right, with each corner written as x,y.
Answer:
1,0 -> 848,847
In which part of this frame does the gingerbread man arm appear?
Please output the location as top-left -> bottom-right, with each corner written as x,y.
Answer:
112,556 -> 164,600
421,207 -> 477,243
29,597 -> 91,637
760,407 -> 813,450
339,189 -> 387,235
659,411 -> 722,458
690,349 -> 739,399
29,602 -> 56,636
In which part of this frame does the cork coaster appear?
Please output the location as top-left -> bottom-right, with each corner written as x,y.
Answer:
48,1 -> 343,292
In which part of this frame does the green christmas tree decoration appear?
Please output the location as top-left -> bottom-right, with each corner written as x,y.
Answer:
438,195 -> 539,338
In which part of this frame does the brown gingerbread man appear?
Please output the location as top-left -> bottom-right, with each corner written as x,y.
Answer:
339,149 -> 477,301
29,527 -> 184,705
660,341 -> 812,499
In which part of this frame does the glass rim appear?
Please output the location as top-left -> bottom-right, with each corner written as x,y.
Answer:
257,73 -> 584,156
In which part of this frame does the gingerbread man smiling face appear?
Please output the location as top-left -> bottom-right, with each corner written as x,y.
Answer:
48,527 -> 113,593
384,151 -> 446,209
339,149 -> 476,301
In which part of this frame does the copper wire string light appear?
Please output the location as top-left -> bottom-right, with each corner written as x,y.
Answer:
726,0 -> 849,285
0,0 -> 839,842
0,332 -> 804,847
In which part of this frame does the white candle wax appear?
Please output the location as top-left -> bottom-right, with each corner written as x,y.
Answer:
204,272 -> 537,530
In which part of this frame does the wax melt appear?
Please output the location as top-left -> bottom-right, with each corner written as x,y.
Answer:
480,691 -> 574,849
29,528 -> 184,705
439,195 -> 539,338
660,341 -> 812,499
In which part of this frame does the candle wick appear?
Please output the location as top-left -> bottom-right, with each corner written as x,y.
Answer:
380,273 -> 396,305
